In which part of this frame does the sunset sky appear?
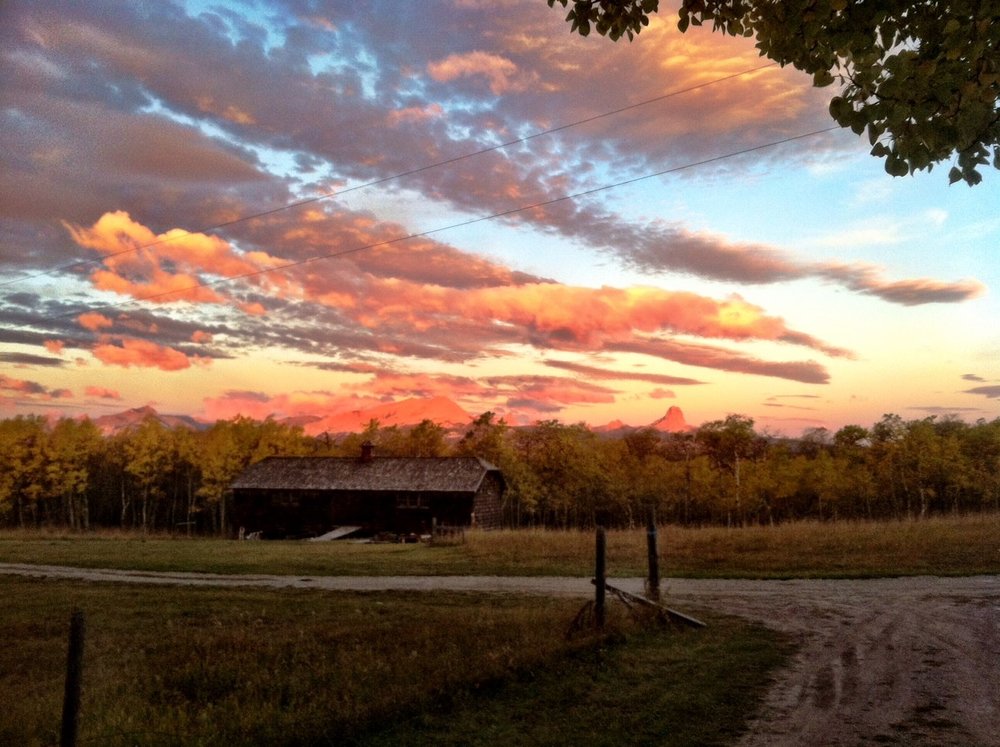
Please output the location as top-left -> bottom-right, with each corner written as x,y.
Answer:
2,0 -> 998,434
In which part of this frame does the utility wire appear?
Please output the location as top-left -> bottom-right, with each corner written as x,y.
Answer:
1,62 -> 777,289
57,124 -> 839,320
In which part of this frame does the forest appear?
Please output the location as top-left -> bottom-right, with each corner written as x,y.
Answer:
1,410 -> 999,533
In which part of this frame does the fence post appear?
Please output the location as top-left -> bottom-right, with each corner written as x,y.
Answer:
61,609 -> 85,747
595,526 -> 606,629
646,509 -> 660,601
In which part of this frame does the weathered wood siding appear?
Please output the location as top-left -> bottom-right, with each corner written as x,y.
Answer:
472,472 -> 503,529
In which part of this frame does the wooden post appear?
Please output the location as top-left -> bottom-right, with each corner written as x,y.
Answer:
61,609 -> 85,747
646,509 -> 660,602
595,526 -> 606,629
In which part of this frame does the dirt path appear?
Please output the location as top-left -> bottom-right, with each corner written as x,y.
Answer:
3,564 -> 997,745
662,576 -> 1000,747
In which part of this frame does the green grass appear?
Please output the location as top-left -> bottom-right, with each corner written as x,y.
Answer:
0,577 -> 787,746
2,513 -> 998,578
360,617 -> 788,747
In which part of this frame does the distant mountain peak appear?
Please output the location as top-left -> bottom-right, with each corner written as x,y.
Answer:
592,419 -> 627,433
305,396 -> 472,436
93,405 -> 206,435
650,406 -> 689,432
592,406 -> 691,436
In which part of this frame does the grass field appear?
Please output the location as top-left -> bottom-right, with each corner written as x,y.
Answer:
1,576 -> 788,746
2,513 -> 998,578
4,515 -> 995,745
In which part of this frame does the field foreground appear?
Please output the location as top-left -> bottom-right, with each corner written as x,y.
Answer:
2,513 -> 998,578
3,515 -> 998,745
2,568 -> 997,745
1,574 -> 785,746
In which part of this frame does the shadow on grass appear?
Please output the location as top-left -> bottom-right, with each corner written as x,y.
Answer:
355,613 -> 792,747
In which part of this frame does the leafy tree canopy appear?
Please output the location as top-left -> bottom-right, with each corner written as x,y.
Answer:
547,0 -> 1000,184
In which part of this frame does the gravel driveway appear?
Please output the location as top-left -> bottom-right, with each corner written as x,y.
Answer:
3,564 -> 997,745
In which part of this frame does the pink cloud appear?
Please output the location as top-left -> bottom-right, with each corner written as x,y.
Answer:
815,262 -> 985,305
543,359 -> 702,385
0,375 -> 48,395
65,210 -> 284,306
428,51 -> 525,94
607,338 -> 830,384
85,385 -> 122,400
387,104 -> 444,126
78,312 -> 113,331
91,337 -> 197,371
0,375 -> 73,401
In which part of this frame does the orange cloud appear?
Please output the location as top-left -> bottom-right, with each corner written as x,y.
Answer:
89,267 -> 226,304
78,312 -> 113,331
0,375 -> 73,400
194,95 -> 257,125
191,330 -> 213,343
0,375 -> 47,395
91,337 -> 195,371
345,278 -> 838,354
65,211 -> 284,306
44,340 -> 65,354
85,385 -> 121,399
427,51 -> 526,94
543,359 -> 702,385
387,104 -> 443,126
239,301 -> 267,316
342,371 -> 483,401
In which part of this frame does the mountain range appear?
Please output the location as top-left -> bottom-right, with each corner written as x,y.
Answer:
92,405 -> 207,435
92,399 -> 691,437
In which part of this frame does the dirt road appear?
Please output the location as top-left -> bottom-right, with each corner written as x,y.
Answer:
3,564 -> 997,745
663,576 -> 1000,747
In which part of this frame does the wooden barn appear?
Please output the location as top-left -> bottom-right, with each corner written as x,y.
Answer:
229,449 -> 504,539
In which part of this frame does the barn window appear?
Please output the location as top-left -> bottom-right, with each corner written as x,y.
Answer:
396,494 -> 426,509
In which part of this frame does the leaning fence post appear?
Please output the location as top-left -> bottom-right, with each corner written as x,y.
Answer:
646,509 -> 660,601
61,608 -> 85,747
595,526 -> 607,629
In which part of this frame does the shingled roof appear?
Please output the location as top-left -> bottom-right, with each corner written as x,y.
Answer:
230,456 -> 502,494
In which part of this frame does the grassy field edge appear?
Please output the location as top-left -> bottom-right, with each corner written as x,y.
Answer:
1,576 -> 790,746
2,513 -> 998,578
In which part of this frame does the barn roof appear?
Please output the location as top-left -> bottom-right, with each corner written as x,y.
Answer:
230,456 -> 503,494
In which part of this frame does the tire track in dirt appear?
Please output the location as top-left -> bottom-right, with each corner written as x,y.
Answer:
661,577 -> 1000,746
2,565 -> 997,745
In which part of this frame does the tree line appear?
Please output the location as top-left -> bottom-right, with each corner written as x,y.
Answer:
1,410 -> 999,533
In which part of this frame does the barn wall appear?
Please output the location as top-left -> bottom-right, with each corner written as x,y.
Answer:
232,467 -> 506,537
472,473 -> 503,529
232,488 -> 334,539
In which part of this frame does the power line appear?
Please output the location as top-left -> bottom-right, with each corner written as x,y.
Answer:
57,124 -> 839,320
1,62 -> 777,289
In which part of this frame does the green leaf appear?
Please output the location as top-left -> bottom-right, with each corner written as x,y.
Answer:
885,156 -> 910,177
814,69 -> 834,87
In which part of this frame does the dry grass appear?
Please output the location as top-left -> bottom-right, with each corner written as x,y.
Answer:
2,513 -> 997,578
0,576 -> 785,746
